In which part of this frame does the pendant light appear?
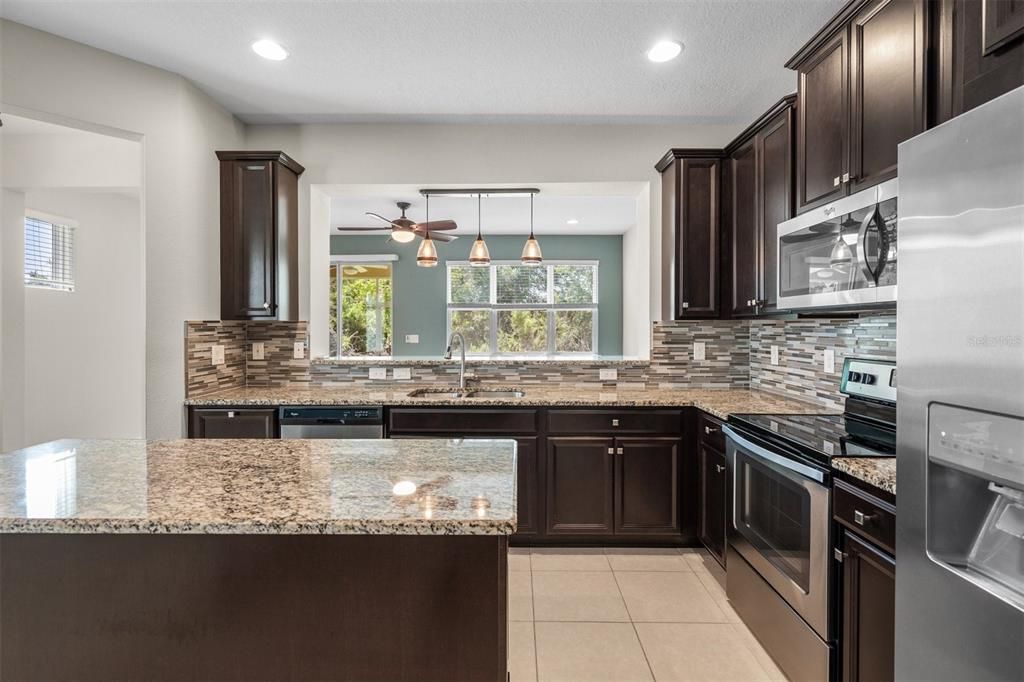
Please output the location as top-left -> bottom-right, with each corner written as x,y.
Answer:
520,193 -> 543,265
416,194 -> 439,267
468,193 -> 491,267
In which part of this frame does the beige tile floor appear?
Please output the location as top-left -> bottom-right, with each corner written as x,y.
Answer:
508,547 -> 787,682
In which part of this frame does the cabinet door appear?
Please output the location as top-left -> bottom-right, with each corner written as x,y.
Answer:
698,445 -> 727,564
757,108 -> 794,313
221,160 -> 276,319
849,0 -> 926,193
545,437 -> 615,536
729,139 -> 759,316
513,437 -> 541,538
189,408 -> 277,438
675,158 -> 721,319
614,437 -> 680,535
797,29 -> 849,212
840,531 -> 895,682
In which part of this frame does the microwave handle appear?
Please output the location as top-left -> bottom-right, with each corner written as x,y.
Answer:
856,203 -> 889,284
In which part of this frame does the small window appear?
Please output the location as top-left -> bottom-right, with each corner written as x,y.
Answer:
329,262 -> 393,357
447,261 -> 598,356
24,215 -> 75,291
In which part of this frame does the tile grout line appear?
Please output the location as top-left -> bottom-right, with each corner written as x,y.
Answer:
608,565 -> 657,682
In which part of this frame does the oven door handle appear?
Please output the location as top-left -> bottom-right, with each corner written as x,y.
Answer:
723,425 -> 827,483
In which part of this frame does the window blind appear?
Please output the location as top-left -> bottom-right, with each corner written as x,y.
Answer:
24,216 -> 75,291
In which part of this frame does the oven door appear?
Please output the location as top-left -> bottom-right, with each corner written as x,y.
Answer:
725,425 -> 831,639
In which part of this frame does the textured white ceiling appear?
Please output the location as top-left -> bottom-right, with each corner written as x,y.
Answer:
1,0 -> 843,125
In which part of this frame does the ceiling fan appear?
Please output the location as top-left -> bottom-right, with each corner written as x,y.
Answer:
336,201 -> 458,243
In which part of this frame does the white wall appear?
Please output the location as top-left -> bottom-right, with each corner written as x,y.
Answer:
1,189 -> 26,450
2,133 -> 141,191
1,19 -> 245,438
245,121 -> 737,358
22,190 -> 144,444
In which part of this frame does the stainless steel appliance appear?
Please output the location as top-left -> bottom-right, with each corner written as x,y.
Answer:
279,406 -> 384,439
896,85 -> 1024,680
777,177 -> 897,311
724,358 -> 897,681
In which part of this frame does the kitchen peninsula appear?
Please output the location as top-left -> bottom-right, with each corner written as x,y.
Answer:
0,438 -> 516,681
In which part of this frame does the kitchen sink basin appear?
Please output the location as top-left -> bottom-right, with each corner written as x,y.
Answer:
406,388 -> 465,399
464,390 -> 526,399
405,387 -> 526,399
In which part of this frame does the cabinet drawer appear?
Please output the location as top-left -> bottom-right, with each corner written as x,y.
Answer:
698,412 -> 726,451
834,480 -> 896,554
388,408 -> 538,435
547,409 -> 683,435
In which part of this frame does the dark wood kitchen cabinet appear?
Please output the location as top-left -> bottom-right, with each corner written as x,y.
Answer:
788,0 -> 926,212
614,437 -> 680,535
698,444 -> 727,564
545,437 -> 615,536
188,407 -> 278,438
934,0 -> 1024,124
217,151 -> 304,321
657,150 -> 722,319
726,95 -> 795,317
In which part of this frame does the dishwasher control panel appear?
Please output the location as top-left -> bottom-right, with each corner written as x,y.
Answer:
279,406 -> 384,425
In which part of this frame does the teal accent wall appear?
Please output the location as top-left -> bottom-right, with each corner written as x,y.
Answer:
330,235 -> 623,357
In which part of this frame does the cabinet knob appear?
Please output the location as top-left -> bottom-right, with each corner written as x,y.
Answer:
227,411 -> 235,418
833,176 -> 841,187
607,447 -> 614,455
611,419 -> 620,427
617,447 -> 624,455
853,509 -> 876,526
842,172 -> 851,183
704,425 -> 719,435
681,301 -> 689,309
715,464 -> 726,473
263,301 -> 271,310
834,548 -> 846,562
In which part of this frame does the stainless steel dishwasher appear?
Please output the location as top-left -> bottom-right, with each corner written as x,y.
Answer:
278,406 -> 384,439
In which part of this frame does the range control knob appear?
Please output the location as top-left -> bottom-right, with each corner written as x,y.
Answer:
861,373 -> 877,385
848,371 -> 863,383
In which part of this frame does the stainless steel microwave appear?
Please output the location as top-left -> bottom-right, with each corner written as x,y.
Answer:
777,178 -> 897,310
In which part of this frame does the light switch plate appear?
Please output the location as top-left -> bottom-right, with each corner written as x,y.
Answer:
293,342 -> 305,360
252,342 -> 265,360
693,342 -> 706,361
393,367 -> 411,380
211,344 -> 225,366
770,345 -> 780,366
599,368 -> 618,381
404,334 -> 420,344
368,367 -> 387,381
824,349 -> 836,374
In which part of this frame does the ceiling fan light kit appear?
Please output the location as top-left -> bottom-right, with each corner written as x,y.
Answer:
469,194 -> 491,267
520,193 -> 543,265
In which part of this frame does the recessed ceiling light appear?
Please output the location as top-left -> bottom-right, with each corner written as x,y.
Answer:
252,39 -> 289,61
567,218 -> 579,225
647,40 -> 683,63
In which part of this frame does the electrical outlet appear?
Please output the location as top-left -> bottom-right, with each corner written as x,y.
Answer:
252,342 -> 265,360
599,368 -> 618,381
393,367 -> 411,381
368,367 -> 387,381
293,342 -> 305,360
824,349 -> 836,374
770,345 -> 780,366
211,344 -> 225,366
823,440 -> 835,456
404,334 -> 420,344
693,342 -> 706,361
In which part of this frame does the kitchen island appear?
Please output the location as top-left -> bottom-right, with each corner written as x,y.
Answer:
0,438 -> 516,681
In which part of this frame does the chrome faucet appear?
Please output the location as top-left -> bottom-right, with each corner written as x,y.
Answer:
443,332 -> 468,390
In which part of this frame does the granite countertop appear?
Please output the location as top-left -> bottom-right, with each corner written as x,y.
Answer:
185,385 -> 830,421
0,438 -> 517,535
831,457 -> 897,496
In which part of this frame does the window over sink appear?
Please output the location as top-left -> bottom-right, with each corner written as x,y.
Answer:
446,261 -> 598,356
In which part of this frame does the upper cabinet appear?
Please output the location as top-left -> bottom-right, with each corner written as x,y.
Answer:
216,151 -> 305,321
657,151 -> 722,319
725,96 -> 796,317
788,0 -> 926,213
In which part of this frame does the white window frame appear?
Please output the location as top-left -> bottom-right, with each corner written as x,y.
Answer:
446,260 -> 599,357
329,255 -> 396,358
24,210 -> 77,292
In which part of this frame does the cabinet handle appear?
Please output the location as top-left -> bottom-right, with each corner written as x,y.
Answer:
617,447 -> 624,455
227,411 -> 236,418
704,426 -> 719,435
853,509 -> 875,526
834,548 -> 846,562
715,464 -> 726,473
833,176 -> 841,187
611,419 -> 620,427
842,172 -> 851,183
263,301 -> 271,310
681,302 -> 689,309
607,447 -> 614,455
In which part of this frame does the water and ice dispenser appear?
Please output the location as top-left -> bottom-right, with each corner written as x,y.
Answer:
927,403 -> 1024,611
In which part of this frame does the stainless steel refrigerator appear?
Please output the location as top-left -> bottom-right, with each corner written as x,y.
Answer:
897,84 -> 1024,679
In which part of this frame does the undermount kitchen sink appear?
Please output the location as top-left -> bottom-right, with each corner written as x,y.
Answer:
406,388 -> 526,399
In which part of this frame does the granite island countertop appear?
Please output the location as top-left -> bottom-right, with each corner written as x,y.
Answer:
0,438 -> 517,535
185,385 -> 832,421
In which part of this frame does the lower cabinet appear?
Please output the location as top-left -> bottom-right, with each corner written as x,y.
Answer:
188,408 -> 278,438
698,444 -> 727,564
615,437 -> 680,535
838,529 -> 895,682
511,437 -> 541,538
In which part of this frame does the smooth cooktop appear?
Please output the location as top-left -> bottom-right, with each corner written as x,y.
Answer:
729,412 -> 896,466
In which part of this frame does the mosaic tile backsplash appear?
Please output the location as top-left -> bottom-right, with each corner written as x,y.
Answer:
186,315 -> 896,408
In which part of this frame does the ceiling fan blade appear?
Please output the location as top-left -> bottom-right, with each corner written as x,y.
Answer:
415,219 -> 457,231
366,212 -> 401,228
336,226 -> 393,231
429,232 -> 458,243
